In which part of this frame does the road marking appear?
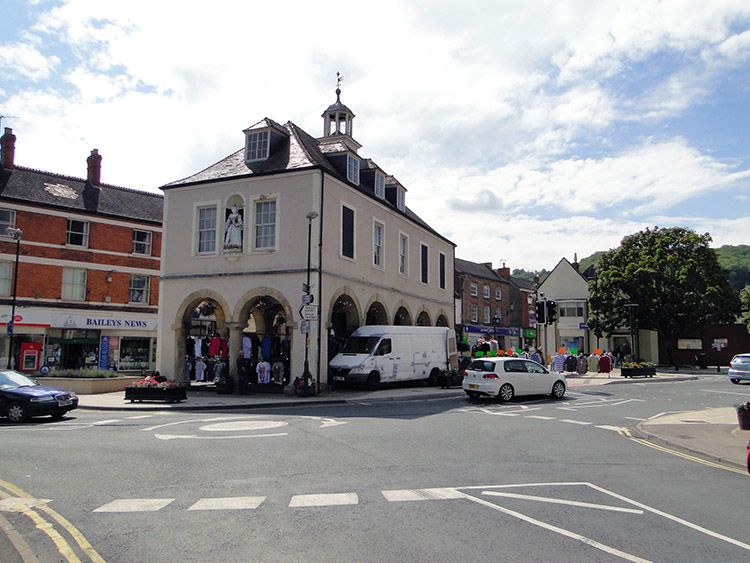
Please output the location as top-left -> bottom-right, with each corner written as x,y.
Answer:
560,419 -> 592,425
455,490 -> 652,562
199,421 -> 288,432
92,419 -> 122,425
526,415 -> 555,420
125,415 -> 155,419
481,491 -> 643,514
154,432 -> 288,440
289,493 -> 358,507
188,496 -> 265,511
94,499 -> 174,512
627,436 -> 747,475
382,488 -> 463,502
0,497 -> 52,511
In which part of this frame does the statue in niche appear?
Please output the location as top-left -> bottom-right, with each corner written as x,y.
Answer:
224,205 -> 243,250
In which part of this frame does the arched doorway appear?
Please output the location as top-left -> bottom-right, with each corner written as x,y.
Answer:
181,297 -> 229,385
436,314 -> 449,327
238,295 -> 291,392
366,301 -> 388,325
416,311 -> 431,326
394,306 -> 411,326
329,294 -> 360,360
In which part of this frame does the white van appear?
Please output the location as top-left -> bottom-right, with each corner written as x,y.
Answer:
328,325 -> 458,389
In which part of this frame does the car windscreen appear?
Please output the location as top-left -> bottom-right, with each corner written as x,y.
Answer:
0,371 -> 36,389
732,355 -> 750,364
340,336 -> 381,355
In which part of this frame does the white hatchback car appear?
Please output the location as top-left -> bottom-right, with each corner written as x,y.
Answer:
462,357 -> 566,401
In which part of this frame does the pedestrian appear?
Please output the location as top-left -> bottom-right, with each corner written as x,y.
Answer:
237,350 -> 249,394
530,347 -> 542,365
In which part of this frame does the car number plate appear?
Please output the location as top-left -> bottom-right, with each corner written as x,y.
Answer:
333,376 -> 345,381
468,384 -> 479,389
57,399 -> 73,407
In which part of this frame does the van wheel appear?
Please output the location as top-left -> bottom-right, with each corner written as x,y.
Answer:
427,368 -> 440,387
365,372 -> 380,391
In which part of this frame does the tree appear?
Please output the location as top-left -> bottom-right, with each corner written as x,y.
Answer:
588,227 -> 740,366
741,285 -> 750,331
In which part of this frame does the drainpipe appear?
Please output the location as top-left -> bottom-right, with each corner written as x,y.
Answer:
316,170 -> 325,391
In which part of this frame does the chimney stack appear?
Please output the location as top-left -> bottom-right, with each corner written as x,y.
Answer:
496,262 -> 511,280
87,149 -> 102,185
0,128 -> 16,169
572,253 -> 580,272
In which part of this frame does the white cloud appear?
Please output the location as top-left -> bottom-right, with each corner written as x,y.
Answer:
0,42 -> 58,80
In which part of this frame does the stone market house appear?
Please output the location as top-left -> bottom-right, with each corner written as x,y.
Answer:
157,88 -> 455,389
0,128 -> 162,373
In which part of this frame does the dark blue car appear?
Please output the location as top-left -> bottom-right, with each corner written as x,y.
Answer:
0,370 -> 78,423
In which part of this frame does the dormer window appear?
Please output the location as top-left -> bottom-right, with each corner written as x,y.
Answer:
374,172 -> 385,199
396,187 -> 405,211
347,154 -> 360,185
246,130 -> 270,162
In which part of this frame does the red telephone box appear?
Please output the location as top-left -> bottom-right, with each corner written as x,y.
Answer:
20,342 -> 42,372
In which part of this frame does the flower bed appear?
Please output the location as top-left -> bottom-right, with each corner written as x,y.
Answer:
125,376 -> 187,403
620,362 -> 656,378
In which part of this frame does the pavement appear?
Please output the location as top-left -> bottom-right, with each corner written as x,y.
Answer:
76,367 -> 750,473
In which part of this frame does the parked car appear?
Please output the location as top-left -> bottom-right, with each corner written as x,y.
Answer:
728,354 -> 750,384
0,370 -> 78,423
462,357 -> 566,401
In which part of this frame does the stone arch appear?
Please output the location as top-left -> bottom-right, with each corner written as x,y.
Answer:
394,304 -> 412,326
328,288 -> 362,360
234,287 -> 295,332
365,295 -> 389,325
172,290 -> 232,384
416,310 -> 431,326
435,312 -> 450,327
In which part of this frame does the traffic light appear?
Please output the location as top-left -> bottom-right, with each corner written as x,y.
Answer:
547,301 -> 557,324
535,301 -> 546,324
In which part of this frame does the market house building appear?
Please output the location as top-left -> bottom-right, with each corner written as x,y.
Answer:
0,128 -> 162,373
157,87 -> 455,388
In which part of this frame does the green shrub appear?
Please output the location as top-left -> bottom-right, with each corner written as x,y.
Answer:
45,368 -> 122,379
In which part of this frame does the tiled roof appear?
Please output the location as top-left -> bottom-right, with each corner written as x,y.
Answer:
511,276 -> 537,291
0,165 -> 163,224
455,258 -> 508,282
162,120 -> 453,246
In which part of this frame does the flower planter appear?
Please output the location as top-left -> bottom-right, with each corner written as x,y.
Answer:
125,386 -> 187,403
620,367 -> 656,378
737,409 -> 750,431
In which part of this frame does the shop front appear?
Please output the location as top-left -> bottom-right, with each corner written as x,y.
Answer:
0,308 -> 158,374
461,324 -> 522,354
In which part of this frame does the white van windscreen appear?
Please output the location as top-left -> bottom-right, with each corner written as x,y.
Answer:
341,336 -> 380,354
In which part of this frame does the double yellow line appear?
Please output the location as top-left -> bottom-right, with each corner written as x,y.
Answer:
0,478 -> 105,563
616,428 -> 748,476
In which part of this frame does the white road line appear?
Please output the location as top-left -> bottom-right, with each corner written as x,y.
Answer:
92,419 -> 121,425
560,419 -> 592,425
382,488 -> 463,502
94,499 -> 174,512
289,493 -> 358,507
154,432 -> 288,440
125,415 -> 154,420
188,497 -> 265,511
525,415 -> 556,420
481,491 -> 643,514
456,491 -> 652,563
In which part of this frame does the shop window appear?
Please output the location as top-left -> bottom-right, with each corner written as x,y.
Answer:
129,274 -> 151,304
0,261 -> 11,296
62,268 -> 86,300
119,338 -> 152,371
66,219 -> 89,247
132,230 -> 152,255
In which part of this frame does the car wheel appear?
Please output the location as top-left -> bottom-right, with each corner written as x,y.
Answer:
51,411 -> 67,420
428,369 -> 440,387
498,383 -> 514,402
465,391 -> 480,399
6,401 -> 28,424
551,380 -> 566,399
365,372 -> 380,391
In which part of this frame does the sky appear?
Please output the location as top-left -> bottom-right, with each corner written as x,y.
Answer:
1,0 -> 749,272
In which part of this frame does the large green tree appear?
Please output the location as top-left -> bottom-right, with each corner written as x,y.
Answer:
740,284 -> 750,330
588,227 -> 740,366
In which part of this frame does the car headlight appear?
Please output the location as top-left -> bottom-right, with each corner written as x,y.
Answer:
30,396 -> 56,403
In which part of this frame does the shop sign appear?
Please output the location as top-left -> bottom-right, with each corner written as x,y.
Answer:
99,336 -> 110,369
0,309 -> 157,331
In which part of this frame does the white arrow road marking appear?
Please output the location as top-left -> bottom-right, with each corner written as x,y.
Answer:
481,491 -> 643,514
455,490 -> 652,563
154,432 -> 288,440
188,497 -> 265,511
94,499 -> 173,512
320,418 -> 348,427
289,493 -> 358,507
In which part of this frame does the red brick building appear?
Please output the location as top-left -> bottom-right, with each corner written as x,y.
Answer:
0,128 -> 162,373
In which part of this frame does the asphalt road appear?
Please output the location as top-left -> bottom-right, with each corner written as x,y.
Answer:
1,373 -> 749,562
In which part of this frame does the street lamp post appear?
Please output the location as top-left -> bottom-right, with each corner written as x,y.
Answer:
300,211 -> 318,395
625,303 -> 639,360
6,227 -> 22,369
